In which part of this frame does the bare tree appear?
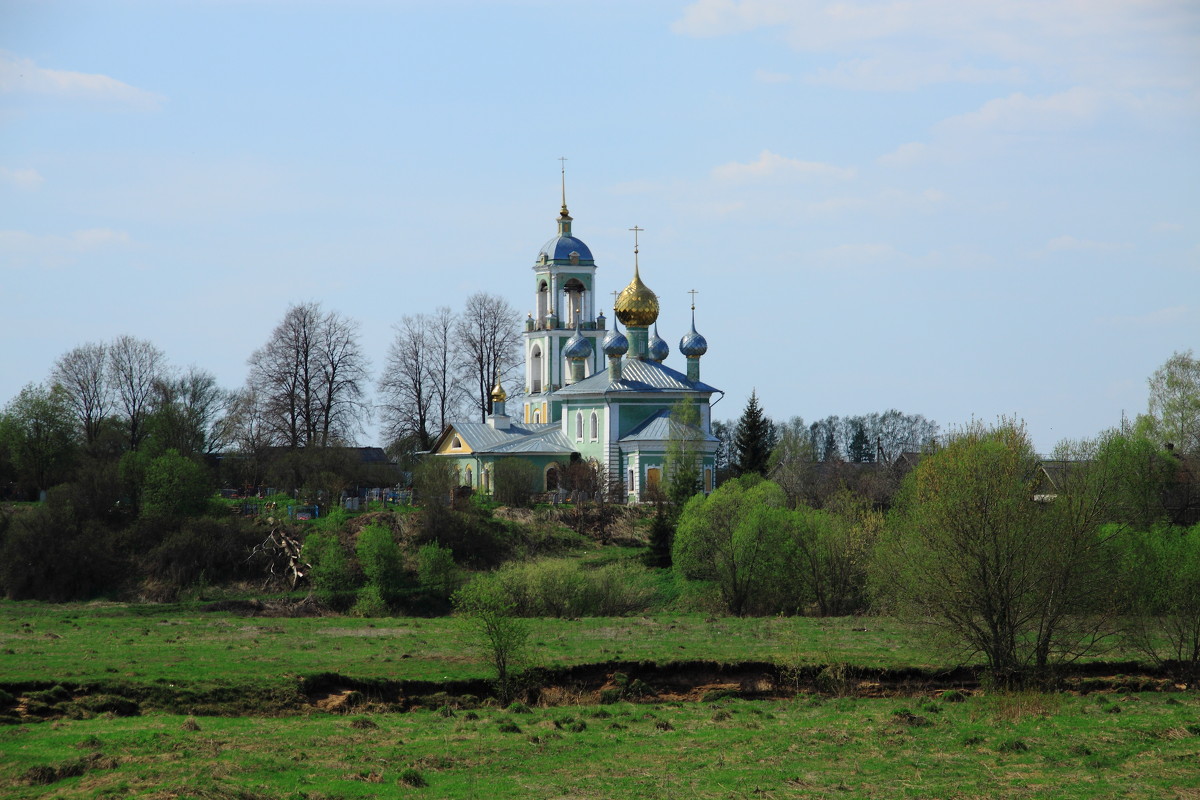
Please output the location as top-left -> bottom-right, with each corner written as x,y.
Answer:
314,310 -> 368,447
148,367 -> 235,457
379,314 -> 436,451
247,303 -> 368,449
108,335 -> 167,451
428,306 -> 462,435
51,342 -> 111,445
456,293 -> 521,422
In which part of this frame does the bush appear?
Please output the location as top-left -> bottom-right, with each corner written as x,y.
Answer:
140,450 -> 213,518
356,524 -> 406,604
417,541 -> 460,599
301,530 -> 359,606
488,558 -> 657,617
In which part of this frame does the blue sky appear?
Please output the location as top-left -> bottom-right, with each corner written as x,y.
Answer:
2,0 -> 1197,453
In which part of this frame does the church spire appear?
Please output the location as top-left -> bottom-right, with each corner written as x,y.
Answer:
557,156 -> 572,236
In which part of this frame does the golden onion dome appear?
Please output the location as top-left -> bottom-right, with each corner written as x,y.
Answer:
490,379 -> 507,403
614,265 -> 659,328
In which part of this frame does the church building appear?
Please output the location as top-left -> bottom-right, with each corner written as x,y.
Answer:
430,186 -> 721,502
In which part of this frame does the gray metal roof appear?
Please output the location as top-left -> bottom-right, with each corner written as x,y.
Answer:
443,421 -> 574,456
555,357 -> 718,396
619,409 -> 719,444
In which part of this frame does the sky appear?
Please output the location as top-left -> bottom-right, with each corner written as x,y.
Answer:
1,0 -> 1197,454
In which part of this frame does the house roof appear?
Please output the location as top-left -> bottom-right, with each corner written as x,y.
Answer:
432,421 -> 575,457
619,409 -> 718,444
555,357 -> 718,396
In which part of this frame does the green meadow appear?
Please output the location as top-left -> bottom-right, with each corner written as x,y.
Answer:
3,694 -> 1198,799
2,601 -> 1197,799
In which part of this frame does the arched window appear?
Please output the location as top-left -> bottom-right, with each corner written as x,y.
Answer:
530,344 -> 543,394
451,436 -> 463,450
563,278 -> 586,327
482,469 -> 490,493
537,281 -> 549,325
589,411 -> 598,441
534,408 -> 542,423
464,465 -> 473,487
576,411 -> 584,440
546,465 -> 559,491
704,467 -> 713,493
627,468 -> 634,491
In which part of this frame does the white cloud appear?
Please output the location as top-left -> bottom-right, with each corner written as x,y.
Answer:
0,51 -> 163,109
1153,221 -> 1184,233
877,141 -> 930,167
0,227 -> 134,269
0,167 -> 44,189
1044,235 -> 1128,253
806,57 -> 1023,92
712,150 -> 855,182
937,88 -> 1107,134
753,69 -> 792,84
672,0 -> 1200,92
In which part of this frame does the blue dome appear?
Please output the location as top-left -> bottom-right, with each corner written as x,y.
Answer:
648,325 -> 669,362
564,327 -> 593,360
602,326 -> 628,357
539,235 -> 594,263
679,319 -> 708,357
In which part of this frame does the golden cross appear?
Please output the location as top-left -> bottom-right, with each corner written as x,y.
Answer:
688,288 -> 698,311
628,225 -> 643,254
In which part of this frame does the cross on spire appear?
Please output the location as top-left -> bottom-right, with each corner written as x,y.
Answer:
558,156 -> 569,214
688,288 -> 698,311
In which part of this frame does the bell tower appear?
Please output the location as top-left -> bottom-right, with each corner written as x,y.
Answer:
522,161 -> 605,423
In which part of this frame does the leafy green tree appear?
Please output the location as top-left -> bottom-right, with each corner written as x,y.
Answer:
666,398 -> 704,507
1138,349 -> 1200,454
1120,522 -> 1200,685
453,576 -> 530,703
414,457 -> 457,506
356,524 -> 406,606
847,419 -> 874,463
673,475 -> 795,615
792,492 -> 882,616
301,530 -> 358,606
492,457 -> 540,507
140,449 -> 212,518
417,541 -> 460,599
874,420 -> 1125,685
0,383 -> 78,497
732,390 -> 773,477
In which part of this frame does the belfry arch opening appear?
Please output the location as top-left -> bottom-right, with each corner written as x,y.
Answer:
530,344 -> 543,394
562,278 -> 586,327
537,281 -> 550,327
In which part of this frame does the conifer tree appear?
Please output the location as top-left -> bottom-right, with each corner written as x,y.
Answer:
732,390 -> 772,477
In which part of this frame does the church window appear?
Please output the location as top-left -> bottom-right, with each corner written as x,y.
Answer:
530,345 -> 543,394
451,436 -> 463,450
534,408 -> 541,423
575,411 -> 584,440
589,412 -> 598,441
483,469 -> 490,492
646,467 -> 661,490
464,466 -> 473,486
627,468 -> 634,491
704,468 -> 713,493
546,465 -> 559,491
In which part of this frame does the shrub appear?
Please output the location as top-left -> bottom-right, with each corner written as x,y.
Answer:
417,541 -> 460,598
397,767 -> 428,788
301,530 -> 358,606
356,524 -> 406,604
488,558 -> 657,617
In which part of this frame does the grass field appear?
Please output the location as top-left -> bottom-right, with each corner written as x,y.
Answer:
2,601 -> 1193,799
2,693 -> 1198,799
0,601 -> 935,688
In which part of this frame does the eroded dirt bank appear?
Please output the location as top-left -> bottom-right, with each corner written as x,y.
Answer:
1,659 -> 1188,722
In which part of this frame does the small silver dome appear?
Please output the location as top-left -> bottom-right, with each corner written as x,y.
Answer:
564,324 -> 593,360
679,318 -> 708,358
648,324 -> 669,362
602,324 -> 629,357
